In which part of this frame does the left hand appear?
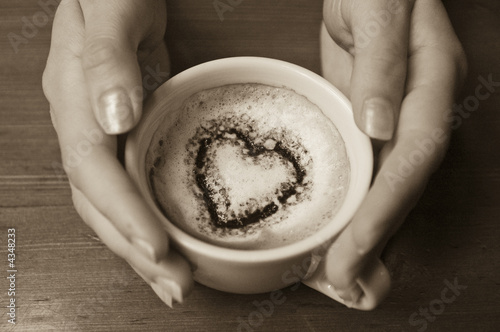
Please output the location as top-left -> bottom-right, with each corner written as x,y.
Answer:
321,0 -> 467,309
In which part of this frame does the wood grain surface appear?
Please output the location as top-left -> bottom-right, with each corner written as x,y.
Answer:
1,0 -> 499,331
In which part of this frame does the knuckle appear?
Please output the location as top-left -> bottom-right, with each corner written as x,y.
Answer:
352,223 -> 384,256
437,38 -> 467,68
62,160 -> 79,184
41,65 -> 56,102
70,186 -> 92,227
369,47 -> 406,67
399,129 -> 450,172
359,48 -> 407,82
429,38 -> 468,89
322,0 -> 336,26
82,38 -> 118,72
323,0 -> 351,48
60,149 -> 88,188
385,0 -> 414,15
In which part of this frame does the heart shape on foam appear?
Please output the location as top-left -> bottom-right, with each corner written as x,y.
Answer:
194,128 -> 306,228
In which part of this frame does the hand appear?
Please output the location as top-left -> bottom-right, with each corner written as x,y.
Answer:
43,0 -> 193,307
321,0 -> 467,309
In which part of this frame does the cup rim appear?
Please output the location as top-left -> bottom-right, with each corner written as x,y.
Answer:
125,56 -> 372,264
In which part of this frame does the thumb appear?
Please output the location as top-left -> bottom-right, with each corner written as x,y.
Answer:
80,0 -> 164,134
349,0 -> 414,140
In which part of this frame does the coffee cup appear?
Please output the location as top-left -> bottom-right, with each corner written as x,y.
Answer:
125,57 -> 390,310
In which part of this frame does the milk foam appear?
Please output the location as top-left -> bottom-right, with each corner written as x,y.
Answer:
146,83 -> 350,250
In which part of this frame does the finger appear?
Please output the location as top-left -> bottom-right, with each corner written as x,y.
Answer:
352,0 -> 466,256
130,252 -> 194,307
349,0 -> 414,140
325,221 -> 391,306
322,0 -> 354,53
71,185 -> 193,307
79,0 -> 167,134
61,122 -> 170,263
329,128 -> 446,305
45,1 -> 169,262
320,21 -> 353,97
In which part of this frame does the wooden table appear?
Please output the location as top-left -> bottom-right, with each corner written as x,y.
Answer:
1,1 -> 499,331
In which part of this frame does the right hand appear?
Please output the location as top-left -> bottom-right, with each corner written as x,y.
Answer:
43,0 -> 193,307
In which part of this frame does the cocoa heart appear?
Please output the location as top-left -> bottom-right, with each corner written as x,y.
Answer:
195,127 -> 306,228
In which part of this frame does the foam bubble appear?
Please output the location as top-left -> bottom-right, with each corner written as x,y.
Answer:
146,83 -> 350,250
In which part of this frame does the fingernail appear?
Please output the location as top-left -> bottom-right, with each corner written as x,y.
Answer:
132,238 -> 157,262
98,88 -> 135,134
361,98 -> 395,140
151,281 -> 173,308
156,277 -> 184,304
334,286 -> 363,308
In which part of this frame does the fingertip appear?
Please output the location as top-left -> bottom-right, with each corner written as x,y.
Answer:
332,284 -> 364,308
98,87 -> 137,134
355,259 -> 392,311
81,37 -> 144,135
130,248 -> 193,308
151,281 -> 174,308
347,1 -> 411,142
131,236 -> 168,263
158,250 -> 195,304
127,205 -> 170,264
360,97 -> 395,140
350,53 -> 404,142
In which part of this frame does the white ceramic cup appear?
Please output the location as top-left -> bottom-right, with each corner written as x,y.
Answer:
125,57 -> 390,310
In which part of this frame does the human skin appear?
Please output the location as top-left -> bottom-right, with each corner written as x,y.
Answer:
42,0 -> 193,307
321,0 -> 466,308
42,0 -> 466,308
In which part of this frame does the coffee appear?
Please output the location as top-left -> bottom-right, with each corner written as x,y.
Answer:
146,83 -> 350,250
